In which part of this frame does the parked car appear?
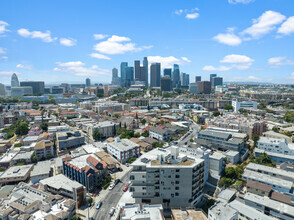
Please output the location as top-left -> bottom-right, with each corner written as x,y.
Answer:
114,179 -> 120,185
123,185 -> 129,192
109,207 -> 115,216
126,163 -> 129,167
96,201 -> 102,209
109,184 -> 115,190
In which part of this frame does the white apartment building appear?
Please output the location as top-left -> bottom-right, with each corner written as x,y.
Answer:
83,120 -> 119,138
48,125 -> 70,135
257,137 -> 294,156
92,101 -> 130,114
232,99 -> 258,112
129,146 -> 205,208
107,138 -> 140,163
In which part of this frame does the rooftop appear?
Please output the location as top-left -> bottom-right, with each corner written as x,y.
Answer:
108,138 -> 138,151
247,180 -> 272,192
30,161 -> 51,177
40,174 -> 84,192
0,164 -> 33,179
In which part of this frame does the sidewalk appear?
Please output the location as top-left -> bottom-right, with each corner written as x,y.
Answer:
77,164 -> 133,218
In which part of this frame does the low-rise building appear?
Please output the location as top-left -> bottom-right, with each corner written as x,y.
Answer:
232,99 -> 258,112
208,201 -> 238,220
39,174 -> 86,206
56,131 -> 85,154
30,161 -> 52,184
0,165 -> 33,184
92,101 -> 130,114
48,125 -> 70,135
246,180 -> 272,197
257,137 -> 294,156
34,139 -> 55,159
149,126 -> 169,141
83,120 -> 119,138
94,151 -> 120,170
120,204 -> 164,220
107,138 -> 140,163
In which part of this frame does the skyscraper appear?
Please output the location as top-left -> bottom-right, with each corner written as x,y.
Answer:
120,62 -> 128,87
0,83 -> 5,97
210,74 -> 217,83
181,73 -> 190,87
134,60 -> 141,81
143,57 -> 148,87
150,63 -> 161,87
20,81 -> 45,94
85,78 -> 91,87
173,64 -> 180,88
211,77 -> 223,89
163,68 -> 172,77
197,81 -> 211,94
11,73 -> 19,87
195,76 -> 201,82
185,73 -> 190,86
125,66 -> 134,88
189,83 -> 198,94
160,76 -> 172,91
111,68 -> 120,85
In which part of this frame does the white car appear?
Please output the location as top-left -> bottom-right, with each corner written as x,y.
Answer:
109,184 -> 115,190
109,207 -> 115,216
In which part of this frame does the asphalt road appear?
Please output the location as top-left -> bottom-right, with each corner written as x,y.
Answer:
92,172 -> 130,220
178,121 -> 200,145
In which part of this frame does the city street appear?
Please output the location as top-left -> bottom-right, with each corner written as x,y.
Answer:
92,171 -> 130,220
178,120 -> 200,146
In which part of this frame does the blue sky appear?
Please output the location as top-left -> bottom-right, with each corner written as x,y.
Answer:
1,0 -> 294,85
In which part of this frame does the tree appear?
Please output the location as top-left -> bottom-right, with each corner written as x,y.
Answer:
252,134 -> 260,146
31,152 -> 38,163
93,129 -> 102,141
141,119 -> 146,125
88,197 -> 93,206
142,130 -> 149,137
40,122 -> 48,132
212,111 -> 220,117
272,127 -> 279,133
134,132 -> 140,138
224,104 -> 233,111
15,121 -> 29,136
219,177 -> 233,188
284,111 -> 294,122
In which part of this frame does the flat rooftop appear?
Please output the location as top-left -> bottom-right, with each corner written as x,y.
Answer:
0,164 -> 33,179
40,174 -> 83,192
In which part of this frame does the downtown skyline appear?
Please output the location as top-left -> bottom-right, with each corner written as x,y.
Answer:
1,0 -> 294,85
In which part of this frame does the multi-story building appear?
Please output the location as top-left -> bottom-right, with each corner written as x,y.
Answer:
0,165 -> 33,184
111,67 -> 121,86
34,139 -> 55,158
0,83 -> 5,97
205,113 -> 266,138
197,81 -> 211,94
129,146 -> 205,207
211,77 -> 223,89
0,182 -> 76,219
160,76 -> 172,92
195,76 -> 201,82
85,78 -> 91,87
210,74 -> 217,83
20,81 -> 45,94
11,86 -> 33,97
125,66 -> 134,88
39,174 -> 86,206
83,120 -> 119,138
149,126 -> 169,141
257,137 -> 294,156
48,125 -> 70,135
150,63 -> 161,87
92,101 -> 130,114
107,138 -> 140,163
63,154 -> 107,191
232,99 -> 258,112
11,73 -> 19,87
244,192 -> 294,220
172,64 -> 180,88
30,160 -> 52,184
56,131 -> 85,154
163,68 -> 172,77
198,130 -> 244,152
189,83 -> 198,94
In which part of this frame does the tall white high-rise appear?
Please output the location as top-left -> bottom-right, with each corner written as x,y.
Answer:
11,73 -> 19,87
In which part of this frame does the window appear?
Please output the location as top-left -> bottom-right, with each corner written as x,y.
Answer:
175,175 -> 180,178
175,186 -> 179,190
175,192 -> 179,196
176,169 -> 180,172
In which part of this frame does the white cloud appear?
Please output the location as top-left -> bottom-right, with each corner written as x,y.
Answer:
175,8 -> 200,20
55,61 -> 110,77
17,28 -> 57,42
93,35 -> 152,55
16,64 -> 32,70
220,54 -> 254,63
203,54 -> 254,71
147,56 -> 191,69
0,71 -> 18,75
228,0 -> 254,4
278,16 -> 294,35
203,65 -> 231,71
0,20 -> 9,35
93,34 -> 108,40
0,48 -> 6,54
60,38 -> 77,46
290,72 -> 294,79
213,31 -> 242,46
90,53 -> 111,60
181,57 -> 191,62
0,56 -> 8,61
242,10 -> 286,39
185,13 -> 199,20
230,75 -> 260,82
268,56 -> 294,66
